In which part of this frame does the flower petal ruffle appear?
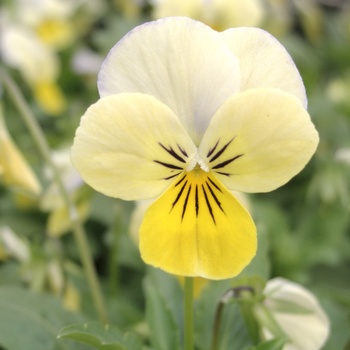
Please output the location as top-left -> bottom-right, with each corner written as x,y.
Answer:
98,17 -> 240,145
139,171 -> 256,279
71,93 -> 196,200
199,88 -> 319,193
221,27 -> 308,108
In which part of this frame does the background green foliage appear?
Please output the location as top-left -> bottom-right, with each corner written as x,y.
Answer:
1,0 -> 350,349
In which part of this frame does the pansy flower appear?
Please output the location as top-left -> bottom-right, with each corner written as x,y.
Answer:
71,17 -> 319,279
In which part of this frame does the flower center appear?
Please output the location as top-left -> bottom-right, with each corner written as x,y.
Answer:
168,169 -> 225,224
186,152 -> 209,173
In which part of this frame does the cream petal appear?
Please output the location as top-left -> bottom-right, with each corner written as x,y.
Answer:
98,17 -> 240,145
221,27 -> 307,108
71,93 -> 197,200
199,88 -> 319,193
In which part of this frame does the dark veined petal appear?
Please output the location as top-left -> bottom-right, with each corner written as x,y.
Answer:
71,93 -> 196,200
139,170 -> 257,279
199,88 -> 319,193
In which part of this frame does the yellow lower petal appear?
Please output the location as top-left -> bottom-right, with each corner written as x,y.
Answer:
140,170 -> 257,280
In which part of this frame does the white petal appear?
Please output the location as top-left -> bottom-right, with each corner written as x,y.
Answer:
98,17 -> 240,144
221,27 -> 307,108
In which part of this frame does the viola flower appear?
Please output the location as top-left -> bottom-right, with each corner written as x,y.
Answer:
71,17 -> 319,279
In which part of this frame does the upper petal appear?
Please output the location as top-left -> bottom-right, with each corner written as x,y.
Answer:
199,88 -> 319,193
221,27 -> 307,108
71,93 -> 196,200
98,17 -> 240,145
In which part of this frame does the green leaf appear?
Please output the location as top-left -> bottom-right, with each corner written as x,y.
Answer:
143,269 -> 181,350
0,286 -> 87,350
58,323 -> 143,350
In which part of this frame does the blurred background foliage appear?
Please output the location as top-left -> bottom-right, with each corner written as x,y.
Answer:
0,0 -> 350,349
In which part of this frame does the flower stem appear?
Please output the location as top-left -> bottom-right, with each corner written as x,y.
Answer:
211,300 -> 224,350
184,277 -> 194,350
0,68 -> 108,323
108,204 -> 121,297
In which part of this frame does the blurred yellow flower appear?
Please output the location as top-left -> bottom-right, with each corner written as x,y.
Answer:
1,24 -> 65,115
63,280 -> 81,312
1,0 -> 104,116
152,0 -> 264,30
263,0 -> 324,40
13,0 -> 78,49
72,18 -> 318,279
36,18 -> 74,49
261,278 -> 329,350
33,80 -> 66,116
0,111 -> 41,195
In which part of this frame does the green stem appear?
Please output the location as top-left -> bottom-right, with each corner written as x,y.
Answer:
184,277 -> 194,350
1,68 -> 108,323
108,203 -> 120,297
211,300 -> 224,350
211,286 -> 256,350
211,289 -> 238,350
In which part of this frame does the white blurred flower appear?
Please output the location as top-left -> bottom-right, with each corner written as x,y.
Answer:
40,148 -> 89,237
1,24 -> 59,83
41,148 -> 83,211
72,48 -> 104,75
0,226 -> 30,263
261,278 -> 330,350
335,148 -> 350,165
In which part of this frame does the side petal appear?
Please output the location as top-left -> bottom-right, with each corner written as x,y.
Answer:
139,171 -> 257,280
71,93 -> 196,200
221,27 -> 307,108
98,17 -> 240,144
199,88 -> 319,193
